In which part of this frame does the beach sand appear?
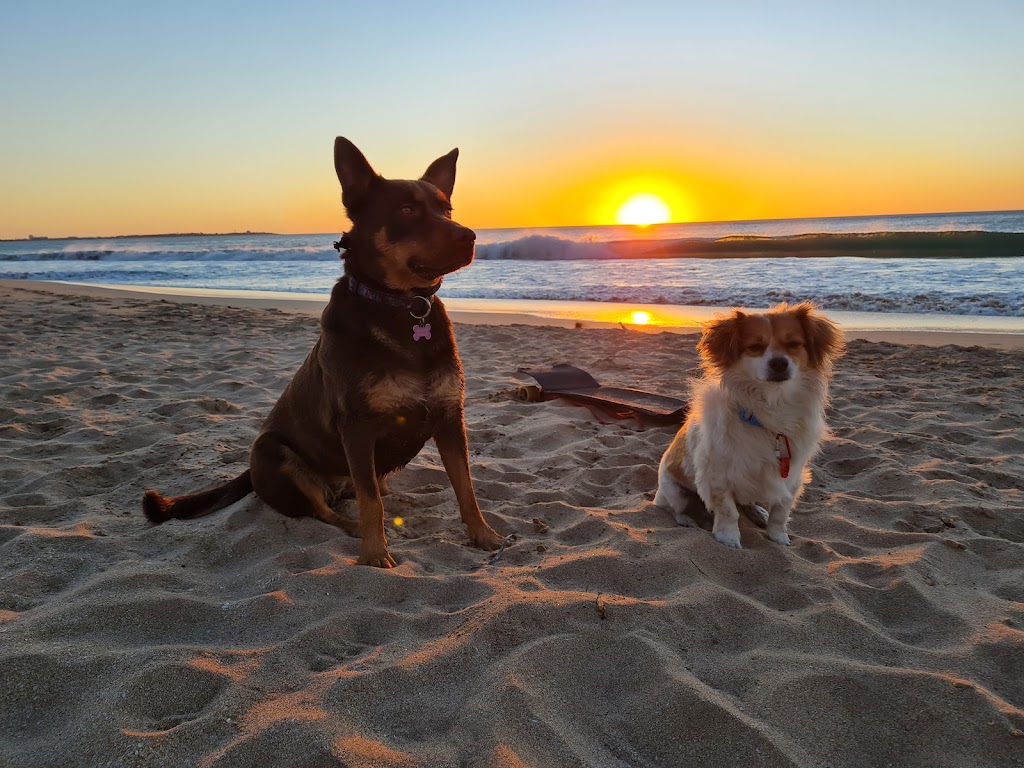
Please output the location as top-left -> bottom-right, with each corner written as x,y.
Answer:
1,280 -> 1023,767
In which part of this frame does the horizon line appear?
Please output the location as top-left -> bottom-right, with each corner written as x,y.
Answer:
4,207 -> 1022,242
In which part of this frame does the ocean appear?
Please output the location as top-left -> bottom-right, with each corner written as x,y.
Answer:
3,210 -> 1024,327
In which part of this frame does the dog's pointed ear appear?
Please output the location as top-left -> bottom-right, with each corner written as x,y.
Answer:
334,137 -> 379,211
421,148 -> 458,199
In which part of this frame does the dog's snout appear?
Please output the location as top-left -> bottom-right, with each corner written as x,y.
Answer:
765,355 -> 792,382
455,226 -> 476,243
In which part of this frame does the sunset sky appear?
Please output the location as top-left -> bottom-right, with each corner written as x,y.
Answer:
2,1 -> 1022,238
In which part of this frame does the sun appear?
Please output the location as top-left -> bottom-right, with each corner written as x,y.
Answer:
615,193 -> 672,226
591,174 -> 691,227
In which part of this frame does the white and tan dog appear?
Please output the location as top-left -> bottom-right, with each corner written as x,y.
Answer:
655,302 -> 844,549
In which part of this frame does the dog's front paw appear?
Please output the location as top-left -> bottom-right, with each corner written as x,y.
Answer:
358,545 -> 397,568
713,529 -> 743,549
768,528 -> 791,546
470,525 -> 504,552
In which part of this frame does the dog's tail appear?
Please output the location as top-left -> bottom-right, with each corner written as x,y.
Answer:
143,470 -> 253,524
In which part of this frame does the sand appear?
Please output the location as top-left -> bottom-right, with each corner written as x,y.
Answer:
1,280 -> 1022,767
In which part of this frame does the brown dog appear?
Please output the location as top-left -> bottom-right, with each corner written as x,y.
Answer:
143,137 -> 504,567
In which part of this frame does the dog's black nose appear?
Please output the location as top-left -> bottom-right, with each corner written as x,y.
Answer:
768,357 -> 789,373
455,226 -> 476,242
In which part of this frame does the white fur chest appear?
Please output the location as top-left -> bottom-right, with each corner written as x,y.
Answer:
686,381 -> 825,506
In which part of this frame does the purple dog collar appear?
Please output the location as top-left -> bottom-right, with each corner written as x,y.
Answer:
344,275 -> 435,341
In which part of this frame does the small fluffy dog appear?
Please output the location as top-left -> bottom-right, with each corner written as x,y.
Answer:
655,302 -> 844,549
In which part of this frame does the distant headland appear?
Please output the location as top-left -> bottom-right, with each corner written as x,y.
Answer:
3,231 -> 275,243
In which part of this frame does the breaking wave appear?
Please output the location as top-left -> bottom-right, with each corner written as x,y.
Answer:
4,231 -> 1023,264
3,216 -> 1024,317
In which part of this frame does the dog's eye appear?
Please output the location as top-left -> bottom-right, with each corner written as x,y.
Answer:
746,344 -> 767,354
443,208 -> 453,219
400,204 -> 416,215
787,341 -> 803,350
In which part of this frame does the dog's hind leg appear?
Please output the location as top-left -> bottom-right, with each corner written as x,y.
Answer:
655,461 -> 712,529
740,504 -> 770,529
250,432 -> 359,537
434,416 -> 504,551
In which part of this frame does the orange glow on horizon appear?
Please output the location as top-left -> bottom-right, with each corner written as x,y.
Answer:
8,131 -> 1024,238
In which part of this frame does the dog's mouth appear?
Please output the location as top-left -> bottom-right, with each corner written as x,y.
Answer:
409,262 -> 450,282
409,248 -> 474,280
766,371 -> 791,383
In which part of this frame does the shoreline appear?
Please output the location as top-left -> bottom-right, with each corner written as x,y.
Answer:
5,278 -> 1024,350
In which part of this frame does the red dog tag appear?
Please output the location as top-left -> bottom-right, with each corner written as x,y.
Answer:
775,433 -> 792,478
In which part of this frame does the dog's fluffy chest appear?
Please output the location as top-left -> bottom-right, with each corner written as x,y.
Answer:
738,436 -> 803,498
682,382 -> 826,506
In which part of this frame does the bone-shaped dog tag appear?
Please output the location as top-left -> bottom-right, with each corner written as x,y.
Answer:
412,323 -> 431,341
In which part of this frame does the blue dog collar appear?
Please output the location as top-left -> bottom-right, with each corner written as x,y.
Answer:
738,407 -> 764,428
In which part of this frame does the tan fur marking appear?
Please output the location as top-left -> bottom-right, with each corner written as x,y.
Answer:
769,312 -> 811,367
738,315 -> 771,356
662,432 -> 693,489
373,229 -> 428,291
365,371 -> 425,413
373,228 -> 421,262
428,369 -> 463,408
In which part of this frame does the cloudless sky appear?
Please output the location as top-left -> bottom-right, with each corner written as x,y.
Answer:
2,0 -> 1022,237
